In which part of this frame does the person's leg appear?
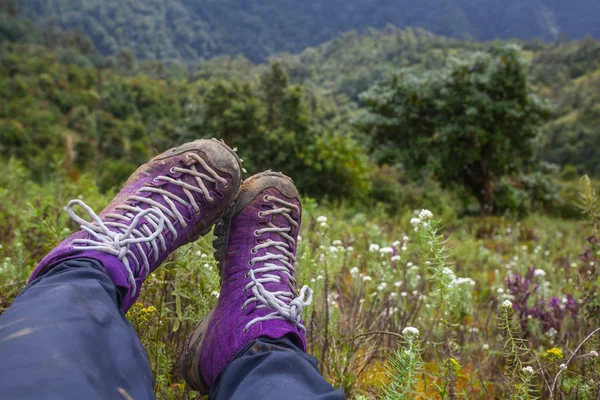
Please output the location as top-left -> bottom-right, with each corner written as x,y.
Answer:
211,336 -> 345,400
181,172 -> 345,399
0,258 -> 154,400
0,139 -> 242,399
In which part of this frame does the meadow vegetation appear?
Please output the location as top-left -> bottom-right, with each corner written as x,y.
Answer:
3,6 -> 600,399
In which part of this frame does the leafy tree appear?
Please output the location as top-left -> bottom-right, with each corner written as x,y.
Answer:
359,45 -> 551,213
261,62 -> 289,129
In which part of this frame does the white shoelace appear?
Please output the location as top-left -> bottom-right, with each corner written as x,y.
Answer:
242,196 -> 313,332
68,153 -> 227,296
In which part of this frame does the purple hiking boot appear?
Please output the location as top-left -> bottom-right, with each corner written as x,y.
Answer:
181,171 -> 313,393
29,139 -> 242,312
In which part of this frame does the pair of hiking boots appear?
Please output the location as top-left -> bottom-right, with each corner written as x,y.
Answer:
30,139 -> 311,393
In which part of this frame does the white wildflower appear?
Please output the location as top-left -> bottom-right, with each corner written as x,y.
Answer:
320,222 -> 328,228
590,351 -> 599,357
317,275 -> 324,280
522,366 -> 534,374
402,326 -> 419,337
392,240 -> 401,247
391,255 -> 401,262
329,246 -> 338,253
332,240 -> 342,246
482,343 -> 490,350
401,292 -> 408,297
369,244 -> 380,252
362,276 -> 372,282
442,267 -> 456,281
418,209 -> 433,220
410,217 -> 421,227
546,328 -> 558,338
195,250 -> 202,257
211,291 -> 219,298
403,235 -> 409,241
297,235 -> 302,242
394,281 -> 402,288
317,216 -> 327,223
377,283 -> 387,291
379,247 -> 393,254
350,267 -> 359,277
346,246 -> 354,252
502,300 -> 513,309
453,277 -> 476,286
559,363 -> 567,370
533,269 -> 546,277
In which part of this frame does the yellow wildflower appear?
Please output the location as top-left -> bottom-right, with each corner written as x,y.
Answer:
544,347 -> 563,361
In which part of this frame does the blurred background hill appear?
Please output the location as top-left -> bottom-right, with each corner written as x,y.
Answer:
13,0 -> 600,62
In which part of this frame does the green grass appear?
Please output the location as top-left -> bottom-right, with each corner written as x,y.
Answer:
1,159 -> 600,399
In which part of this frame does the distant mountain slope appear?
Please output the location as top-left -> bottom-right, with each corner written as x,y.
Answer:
15,0 -> 600,62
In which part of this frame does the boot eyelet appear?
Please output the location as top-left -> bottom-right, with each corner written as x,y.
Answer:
251,248 -> 257,254
169,167 -> 177,173
254,230 -> 260,237
263,195 -> 269,202
223,182 -> 228,188
258,211 -> 264,218
242,328 -> 248,333
245,272 -> 250,278
243,287 -> 248,293
248,260 -> 255,266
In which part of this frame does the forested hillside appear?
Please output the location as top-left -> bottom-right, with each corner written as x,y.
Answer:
13,0 -> 600,62
2,7 -> 600,214
273,28 -> 600,176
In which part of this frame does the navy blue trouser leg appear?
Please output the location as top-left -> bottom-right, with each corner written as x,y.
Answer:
0,258 -> 155,400
0,258 -> 344,400
211,336 -> 346,400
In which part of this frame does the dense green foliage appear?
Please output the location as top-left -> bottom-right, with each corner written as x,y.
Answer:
0,35 -> 370,199
3,9 -> 600,216
271,28 -> 600,185
12,0 -> 600,62
359,45 -> 551,213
